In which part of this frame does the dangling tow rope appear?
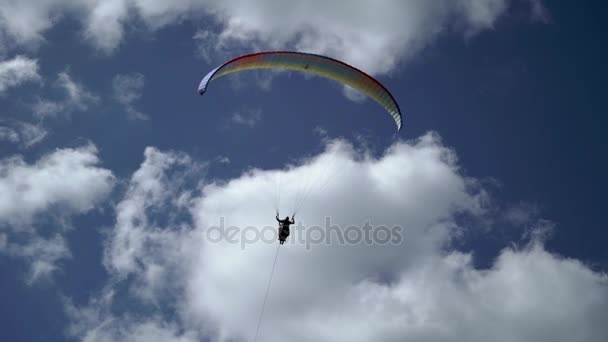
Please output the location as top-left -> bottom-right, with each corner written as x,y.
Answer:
253,243 -> 281,342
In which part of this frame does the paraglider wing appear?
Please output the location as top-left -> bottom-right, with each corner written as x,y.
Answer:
198,51 -> 402,130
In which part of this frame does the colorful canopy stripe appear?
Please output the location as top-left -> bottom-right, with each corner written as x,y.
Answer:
198,51 -> 402,130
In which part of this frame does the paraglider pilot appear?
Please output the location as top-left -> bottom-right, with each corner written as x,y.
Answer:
276,213 -> 295,245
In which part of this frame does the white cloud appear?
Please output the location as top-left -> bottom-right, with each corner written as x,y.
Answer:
65,288 -> 200,342
342,85 -> 367,103
0,1 -> 117,52
230,108 -> 262,127
0,144 -> 114,282
0,1 -> 67,48
193,29 -> 218,63
0,144 -> 115,225
0,126 -> 18,142
62,146 -> 206,338
0,120 -> 47,147
457,0 -> 508,36
67,132 -> 608,342
82,0 -> 129,53
113,73 -> 144,105
197,0 -> 511,74
503,201 -> 540,226
0,1 -> 537,75
33,71 -> 99,118
67,303 -> 201,342
528,0 -> 551,23
215,156 -> 230,164
0,0 -> 196,52
1,234 -> 71,284
112,72 -> 147,120
0,55 -> 40,93
103,147 -> 200,301
18,121 -> 47,146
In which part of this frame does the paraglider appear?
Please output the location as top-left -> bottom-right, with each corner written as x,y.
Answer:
275,213 -> 295,244
196,51 -> 403,342
198,51 -> 403,130
197,50 -> 403,244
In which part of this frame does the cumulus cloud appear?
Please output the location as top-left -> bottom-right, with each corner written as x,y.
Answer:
66,288 -> 201,342
0,144 -> 115,225
0,120 -> 47,147
67,301 -> 200,342
200,0 -> 509,75
193,0 -> 513,75
0,1 -> 71,48
103,147 -> 203,302
64,147 -> 205,341
112,72 -> 147,120
32,71 -> 99,118
66,132 -> 608,342
1,1 -> 547,74
82,0 -> 130,53
0,144 -> 115,282
0,1 -> 116,51
0,55 -> 40,93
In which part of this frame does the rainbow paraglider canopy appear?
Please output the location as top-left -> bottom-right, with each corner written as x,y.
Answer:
198,51 -> 402,130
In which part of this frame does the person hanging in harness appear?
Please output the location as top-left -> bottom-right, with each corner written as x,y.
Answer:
276,213 -> 295,245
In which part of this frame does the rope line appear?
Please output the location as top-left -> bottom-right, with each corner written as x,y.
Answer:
275,172 -> 281,214
253,243 -> 281,342
293,152 -> 343,216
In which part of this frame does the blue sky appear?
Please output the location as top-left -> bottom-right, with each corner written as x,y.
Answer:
1,1 -> 607,341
